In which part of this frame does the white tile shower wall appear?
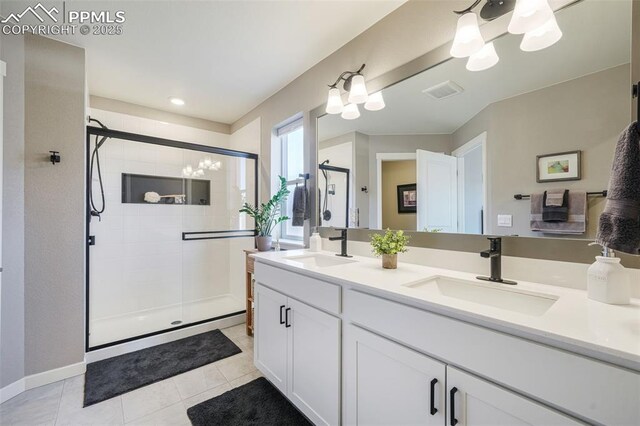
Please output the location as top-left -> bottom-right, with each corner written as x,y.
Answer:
87,109 -> 258,327
323,239 -> 640,298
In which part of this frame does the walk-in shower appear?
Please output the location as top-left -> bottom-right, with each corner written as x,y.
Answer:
86,125 -> 257,350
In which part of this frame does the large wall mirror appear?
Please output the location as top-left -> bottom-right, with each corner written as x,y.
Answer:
316,0 -> 632,240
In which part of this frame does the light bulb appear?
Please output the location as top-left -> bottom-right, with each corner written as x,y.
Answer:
341,103 -> 360,120
520,16 -> 562,51
364,91 -> 385,111
347,75 -> 368,104
325,88 -> 344,114
508,0 -> 554,34
204,157 -> 212,167
466,42 -> 499,71
450,12 -> 485,58
185,165 -> 193,174
198,160 -> 205,169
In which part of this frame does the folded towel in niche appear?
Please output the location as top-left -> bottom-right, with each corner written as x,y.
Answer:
530,191 -> 586,234
596,122 -> 640,254
542,190 -> 568,222
292,184 -> 309,227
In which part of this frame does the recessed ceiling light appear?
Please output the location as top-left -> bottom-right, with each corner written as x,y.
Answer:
169,97 -> 185,106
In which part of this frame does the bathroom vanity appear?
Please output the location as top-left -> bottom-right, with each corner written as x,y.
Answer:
252,250 -> 639,426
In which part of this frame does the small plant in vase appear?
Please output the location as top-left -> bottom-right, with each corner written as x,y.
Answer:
239,176 -> 290,251
370,229 -> 410,269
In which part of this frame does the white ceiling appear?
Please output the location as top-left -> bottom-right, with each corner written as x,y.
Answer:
1,0 -> 405,124
318,0 -> 632,141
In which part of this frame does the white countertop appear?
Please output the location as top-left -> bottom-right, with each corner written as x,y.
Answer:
252,249 -> 640,371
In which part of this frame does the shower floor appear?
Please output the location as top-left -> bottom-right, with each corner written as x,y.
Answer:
89,294 -> 245,348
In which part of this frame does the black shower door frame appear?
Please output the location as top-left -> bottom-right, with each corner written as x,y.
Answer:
318,163 -> 350,228
85,125 -> 259,351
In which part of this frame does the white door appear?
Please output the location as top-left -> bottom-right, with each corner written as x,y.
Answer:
254,284 -> 288,394
344,325 -> 446,426
416,150 -> 458,233
288,298 -> 341,426
447,367 -> 581,426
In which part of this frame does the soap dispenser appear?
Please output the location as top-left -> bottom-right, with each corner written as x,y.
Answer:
587,242 -> 630,305
309,228 -> 322,252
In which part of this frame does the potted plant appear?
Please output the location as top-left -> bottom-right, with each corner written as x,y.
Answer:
370,229 -> 410,269
239,176 -> 290,251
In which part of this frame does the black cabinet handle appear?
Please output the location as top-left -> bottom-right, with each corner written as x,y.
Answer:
430,378 -> 438,415
279,305 -> 285,325
285,308 -> 291,328
449,387 -> 458,426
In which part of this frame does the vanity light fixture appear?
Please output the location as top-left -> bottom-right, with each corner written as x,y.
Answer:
450,11 -> 485,58
520,15 -> 562,51
169,97 -> 185,106
466,42 -> 499,71
341,103 -> 360,120
325,64 -> 385,119
451,0 -> 562,71
364,91 -> 385,111
508,0 -> 554,35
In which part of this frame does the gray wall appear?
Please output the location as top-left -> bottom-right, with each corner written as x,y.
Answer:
452,64 -> 630,238
0,33 -> 26,388
23,34 -> 86,375
0,33 -> 86,388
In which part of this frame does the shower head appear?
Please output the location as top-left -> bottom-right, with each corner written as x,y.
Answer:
321,159 -> 330,165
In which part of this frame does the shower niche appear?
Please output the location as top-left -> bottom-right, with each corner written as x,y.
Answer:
121,173 -> 211,205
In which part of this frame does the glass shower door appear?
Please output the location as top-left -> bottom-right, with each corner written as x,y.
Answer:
87,127 -> 257,349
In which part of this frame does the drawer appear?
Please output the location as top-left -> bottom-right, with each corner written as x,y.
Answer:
254,262 -> 341,315
345,289 -> 640,425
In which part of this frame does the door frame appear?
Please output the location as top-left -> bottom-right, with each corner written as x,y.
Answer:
375,153 -> 417,229
451,132 -> 487,234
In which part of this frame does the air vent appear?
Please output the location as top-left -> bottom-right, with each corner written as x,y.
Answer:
422,80 -> 464,100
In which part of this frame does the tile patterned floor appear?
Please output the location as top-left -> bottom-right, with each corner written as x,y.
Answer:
0,324 -> 261,425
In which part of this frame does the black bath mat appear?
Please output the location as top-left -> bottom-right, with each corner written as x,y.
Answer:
187,377 -> 312,426
83,329 -> 241,407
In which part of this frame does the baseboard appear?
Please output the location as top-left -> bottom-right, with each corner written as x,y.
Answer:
85,313 -> 246,363
0,361 -> 85,404
0,378 -> 25,404
0,316 -> 245,404
24,361 -> 86,390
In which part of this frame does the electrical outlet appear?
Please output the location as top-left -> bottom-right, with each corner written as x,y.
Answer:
497,214 -> 512,227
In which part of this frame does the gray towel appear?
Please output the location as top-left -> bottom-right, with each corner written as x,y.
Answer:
545,189 -> 567,207
542,190 -> 568,222
596,122 -> 640,254
530,191 -> 586,234
292,185 -> 309,227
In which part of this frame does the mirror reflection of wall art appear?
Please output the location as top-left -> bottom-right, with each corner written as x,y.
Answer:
536,150 -> 581,183
397,184 -> 417,213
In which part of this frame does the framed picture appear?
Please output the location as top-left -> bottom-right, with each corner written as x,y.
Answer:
397,183 -> 417,213
536,150 -> 581,183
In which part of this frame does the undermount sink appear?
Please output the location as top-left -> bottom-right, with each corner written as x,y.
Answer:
287,253 -> 357,268
402,276 -> 558,316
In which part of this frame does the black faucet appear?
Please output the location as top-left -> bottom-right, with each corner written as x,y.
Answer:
476,237 -> 517,285
328,228 -> 352,258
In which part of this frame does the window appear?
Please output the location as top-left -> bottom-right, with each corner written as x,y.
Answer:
277,119 -> 304,242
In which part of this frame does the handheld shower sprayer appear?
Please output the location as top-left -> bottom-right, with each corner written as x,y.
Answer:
88,117 -> 110,221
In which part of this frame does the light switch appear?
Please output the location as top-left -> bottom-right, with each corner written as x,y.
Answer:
497,214 -> 512,227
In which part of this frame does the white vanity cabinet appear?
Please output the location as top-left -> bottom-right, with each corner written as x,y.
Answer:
344,325 -> 446,426
447,367 -> 580,426
344,325 -> 577,426
253,258 -> 639,426
254,274 -> 341,426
